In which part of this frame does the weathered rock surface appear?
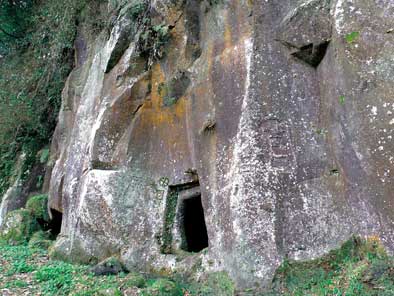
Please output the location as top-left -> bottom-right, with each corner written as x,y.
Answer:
45,0 -> 394,292
0,153 -> 45,228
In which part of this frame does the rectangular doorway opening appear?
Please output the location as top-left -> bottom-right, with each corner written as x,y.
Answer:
160,180 -> 209,254
181,194 -> 208,253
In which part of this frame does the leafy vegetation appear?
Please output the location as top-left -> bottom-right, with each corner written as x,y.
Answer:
0,242 -> 235,295
0,194 -> 52,244
3,236 -> 393,295
0,0 -> 34,55
345,31 -> 360,43
26,194 -> 50,222
266,236 -> 394,296
0,0 -> 107,197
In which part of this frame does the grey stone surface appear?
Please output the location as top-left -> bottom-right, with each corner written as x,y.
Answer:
44,0 -> 394,291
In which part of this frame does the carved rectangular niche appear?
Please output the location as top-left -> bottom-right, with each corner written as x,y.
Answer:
160,181 -> 208,254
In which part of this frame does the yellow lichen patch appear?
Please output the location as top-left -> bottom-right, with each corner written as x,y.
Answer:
362,235 -> 387,257
130,63 -> 189,151
224,24 -> 233,51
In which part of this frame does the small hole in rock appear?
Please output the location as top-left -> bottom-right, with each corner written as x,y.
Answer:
181,194 -> 208,253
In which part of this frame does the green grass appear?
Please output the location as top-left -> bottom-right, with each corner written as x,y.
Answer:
3,233 -> 394,296
0,241 -> 238,295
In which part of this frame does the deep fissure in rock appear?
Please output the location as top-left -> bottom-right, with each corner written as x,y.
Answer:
180,194 -> 208,252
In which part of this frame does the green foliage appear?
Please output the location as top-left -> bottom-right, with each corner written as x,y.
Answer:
4,279 -> 29,288
35,261 -> 81,295
7,257 -> 36,275
130,1 -> 148,20
0,0 -> 34,54
40,148 -> 50,164
267,236 -> 394,296
189,272 -> 236,296
345,31 -> 360,43
0,243 -> 38,276
123,272 -> 146,288
339,95 -> 346,105
0,0 -> 107,196
143,278 -> 183,296
138,24 -> 170,64
26,194 -> 50,222
28,230 -> 52,250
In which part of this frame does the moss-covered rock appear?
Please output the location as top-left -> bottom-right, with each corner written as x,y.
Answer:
96,287 -> 122,296
26,194 -> 49,222
195,272 -> 235,296
122,272 -> 146,289
143,279 -> 183,296
28,230 -> 52,249
0,209 -> 40,245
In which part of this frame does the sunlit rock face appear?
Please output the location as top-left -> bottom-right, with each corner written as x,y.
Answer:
46,0 -> 394,291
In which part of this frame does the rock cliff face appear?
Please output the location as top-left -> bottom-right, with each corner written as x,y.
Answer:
46,0 -> 394,291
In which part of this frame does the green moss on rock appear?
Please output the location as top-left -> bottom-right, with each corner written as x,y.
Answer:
196,272 -> 235,296
268,236 -> 392,295
26,194 -> 49,222
143,278 -> 183,296
28,230 -> 52,249
0,209 -> 40,245
122,272 -> 146,288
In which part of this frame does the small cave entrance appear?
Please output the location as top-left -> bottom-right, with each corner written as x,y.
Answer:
160,179 -> 209,254
48,208 -> 63,238
180,194 -> 208,253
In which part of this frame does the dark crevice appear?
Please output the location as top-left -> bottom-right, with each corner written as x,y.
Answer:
290,41 -> 330,68
132,103 -> 144,116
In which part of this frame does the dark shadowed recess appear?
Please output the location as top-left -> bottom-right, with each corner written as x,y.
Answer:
48,208 -> 62,238
181,194 -> 208,253
291,41 -> 330,68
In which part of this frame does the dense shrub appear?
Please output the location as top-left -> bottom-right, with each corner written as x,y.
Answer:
0,0 -> 108,196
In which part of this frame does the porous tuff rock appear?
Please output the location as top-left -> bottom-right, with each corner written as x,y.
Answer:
45,0 -> 394,291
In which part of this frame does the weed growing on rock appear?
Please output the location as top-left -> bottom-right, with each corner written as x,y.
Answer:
267,236 -> 394,296
345,31 -> 360,43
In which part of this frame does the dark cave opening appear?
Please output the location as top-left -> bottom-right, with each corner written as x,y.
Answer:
181,194 -> 208,253
48,208 -> 62,238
